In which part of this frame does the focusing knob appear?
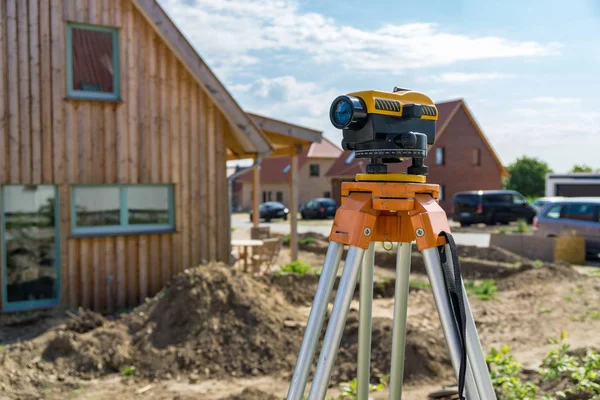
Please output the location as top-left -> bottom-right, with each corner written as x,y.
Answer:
394,133 -> 417,149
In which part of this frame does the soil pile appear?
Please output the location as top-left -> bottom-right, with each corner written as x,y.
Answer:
497,261 -> 581,291
124,264 -> 303,379
224,387 -> 281,400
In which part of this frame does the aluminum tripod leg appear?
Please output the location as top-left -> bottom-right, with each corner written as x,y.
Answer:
357,243 -> 375,400
286,242 -> 344,400
308,246 -> 366,400
389,242 -> 412,399
422,248 -> 484,400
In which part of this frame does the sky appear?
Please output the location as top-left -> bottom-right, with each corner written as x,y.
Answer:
158,0 -> 600,173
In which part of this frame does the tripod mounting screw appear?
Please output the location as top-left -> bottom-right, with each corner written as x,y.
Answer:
363,228 -> 372,236
415,228 -> 425,237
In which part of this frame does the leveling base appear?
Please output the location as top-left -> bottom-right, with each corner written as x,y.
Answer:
285,176 -> 496,400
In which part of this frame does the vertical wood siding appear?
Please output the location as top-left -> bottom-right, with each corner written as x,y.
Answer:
0,0 -> 230,311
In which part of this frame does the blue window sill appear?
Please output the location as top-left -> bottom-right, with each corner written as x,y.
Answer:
65,95 -> 122,104
2,298 -> 59,313
69,228 -> 178,239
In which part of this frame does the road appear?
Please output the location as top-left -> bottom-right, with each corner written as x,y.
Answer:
232,214 -> 491,247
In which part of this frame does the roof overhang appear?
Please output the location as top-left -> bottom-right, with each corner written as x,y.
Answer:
132,0 -> 273,159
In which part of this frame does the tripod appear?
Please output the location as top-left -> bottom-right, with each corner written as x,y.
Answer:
285,174 -> 496,400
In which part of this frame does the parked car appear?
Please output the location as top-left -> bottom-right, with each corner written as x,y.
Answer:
249,202 -> 289,222
532,196 -> 565,212
300,198 -> 337,219
452,190 -> 537,227
534,197 -> 600,256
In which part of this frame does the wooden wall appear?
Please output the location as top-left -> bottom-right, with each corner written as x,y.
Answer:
0,0 -> 231,311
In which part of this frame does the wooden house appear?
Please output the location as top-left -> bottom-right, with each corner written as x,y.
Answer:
0,0 -> 293,312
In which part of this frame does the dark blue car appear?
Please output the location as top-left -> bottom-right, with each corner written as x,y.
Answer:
300,198 -> 337,219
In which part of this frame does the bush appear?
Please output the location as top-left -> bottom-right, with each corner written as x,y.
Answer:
516,218 -> 530,233
280,260 -> 314,275
464,279 -> 498,300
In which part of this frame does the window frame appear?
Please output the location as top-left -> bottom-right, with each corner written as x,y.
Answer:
435,147 -> 445,165
70,184 -> 175,237
472,148 -> 481,166
66,22 -> 120,101
310,164 -> 320,177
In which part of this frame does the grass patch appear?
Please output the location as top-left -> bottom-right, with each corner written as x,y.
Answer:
564,296 -> 573,302
410,280 -> 431,290
279,260 -> 316,275
464,279 -> 497,300
539,307 -> 552,313
120,366 -> 136,376
299,236 -> 315,246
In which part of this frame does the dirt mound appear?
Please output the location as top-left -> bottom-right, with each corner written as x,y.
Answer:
332,313 -> 452,384
497,261 -> 582,291
125,264 -> 303,379
64,309 -> 106,334
223,387 -> 280,400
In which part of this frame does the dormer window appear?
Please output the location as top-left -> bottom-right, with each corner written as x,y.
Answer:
66,23 -> 120,101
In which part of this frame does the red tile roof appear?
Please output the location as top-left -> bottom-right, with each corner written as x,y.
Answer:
326,100 -> 462,177
236,138 -> 341,183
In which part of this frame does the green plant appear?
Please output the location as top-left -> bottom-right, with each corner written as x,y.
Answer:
121,366 -> 136,376
516,218 -> 530,233
282,235 -> 291,245
539,307 -> 552,313
464,279 -> 498,300
299,236 -> 316,246
410,280 -> 431,290
280,260 -> 315,275
335,377 -> 386,400
486,345 -> 539,399
534,259 -> 544,269
563,296 -> 573,302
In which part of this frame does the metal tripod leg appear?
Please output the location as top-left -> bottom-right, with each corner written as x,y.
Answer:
308,246 -> 366,400
422,248 -> 482,400
286,242 -> 344,400
357,243 -> 375,400
389,242 -> 412,399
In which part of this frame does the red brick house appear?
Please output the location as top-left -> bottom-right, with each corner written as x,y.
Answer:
326,99 -> 509,215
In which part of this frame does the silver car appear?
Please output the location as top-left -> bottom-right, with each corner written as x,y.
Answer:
534,197 -> 600,255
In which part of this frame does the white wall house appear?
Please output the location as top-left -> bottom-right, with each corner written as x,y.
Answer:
546,173 -> 600,197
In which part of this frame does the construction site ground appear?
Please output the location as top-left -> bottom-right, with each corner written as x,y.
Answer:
1,232 -> 600,400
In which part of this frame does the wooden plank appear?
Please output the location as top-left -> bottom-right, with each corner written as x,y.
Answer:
80,240 -> 90,309
215,112 -> 227,262
7,0 -> 19,183
160,235 -> 170,287
207,102 -> 217,262
159,42 -> 169,184
148,30 -> 159,183
138,21 -> 149,182
64,0 -> 75,21
0,0 -> 7,183
170,58 -> 181,275
252,168 -> 260,227
104,106 -> 115,183
40,0 -> 53,183
78,104 -> 90,182
116,0 -> 129,183
149,235 -> 160,295
127,3 -> 138,183
198,90 -> 208,263
68,239 -> 79,308
138,236 -> 148,301
126,236 -> 139,306
189,82 -> 199,266
59,185 -> 70,307
101,0 -> 111,26
91,106 -> 104,183
65,103 -> 77,183
18,0 -> 31,183
179,72 -> 190,270
113,0 -> 122,27
93,239 -> 103,311
75,0 -> 86,23
51,0 -> 65,184
289,151 -> 299,261
116,237 -> 127,309
105,238 -> 115,314
28,0 -> 42,184
89,0 -> 99,25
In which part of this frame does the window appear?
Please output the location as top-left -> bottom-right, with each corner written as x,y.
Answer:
483,193 -> 512,204
276,191 -> 283,202
562,203 -> 596,222
310,164 -> 320,177
435,147 -> 445,165
544,204 -> 563,219
282,165 -> 290,174
439,185 -> 445,201
472,148 -> 481,166
71,185 -> 174,235
66,23 -> 120,100
323,191 -> 331,198
512,194 -> 527,204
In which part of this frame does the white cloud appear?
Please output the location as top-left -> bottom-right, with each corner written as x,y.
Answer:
528,96 -> 582,104
425,72 -> 513,83
158,0 -> 562,75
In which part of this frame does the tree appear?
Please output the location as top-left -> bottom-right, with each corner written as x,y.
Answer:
570,164 -> 595,173
504,156 -> 552,198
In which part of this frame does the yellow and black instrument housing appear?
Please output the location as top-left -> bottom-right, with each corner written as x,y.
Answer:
329,89 -> 438,163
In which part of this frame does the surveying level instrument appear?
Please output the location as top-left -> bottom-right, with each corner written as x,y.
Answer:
285,89 -> 496,400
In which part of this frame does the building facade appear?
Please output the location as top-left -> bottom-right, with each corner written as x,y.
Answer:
234,138 -> 342,210
326,99 -> 509,215
0,0 -> 275,312
546,173 -> 600,197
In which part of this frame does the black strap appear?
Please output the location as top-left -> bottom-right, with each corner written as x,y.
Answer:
437,231 -> 467,400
